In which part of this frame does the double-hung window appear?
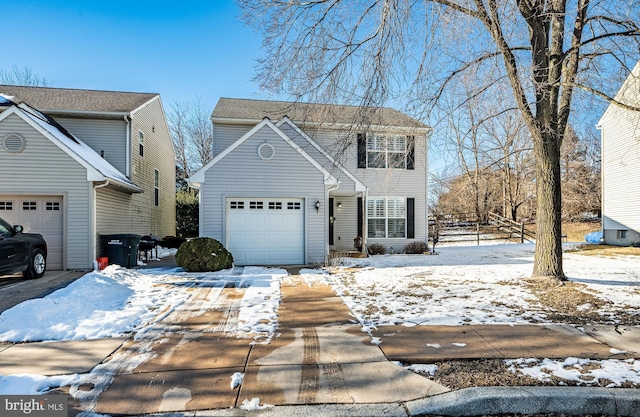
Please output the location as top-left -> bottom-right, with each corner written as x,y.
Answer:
366,135 -> 406,168
367,197 -> 406,238
358,133 -> 414,169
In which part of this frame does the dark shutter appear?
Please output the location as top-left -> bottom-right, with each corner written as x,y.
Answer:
357,133 -> 367,168
357,197 -> 363,237
407,197 -> 415,238
329,198 -> 334,245
406,136 -> 415,170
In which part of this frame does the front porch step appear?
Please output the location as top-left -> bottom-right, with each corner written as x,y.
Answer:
330,250 -> 368,259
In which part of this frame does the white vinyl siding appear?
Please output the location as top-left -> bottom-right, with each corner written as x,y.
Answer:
314,128 -> 428,248
129,98 -> 176,239
0,113 -> 92,270
600,72 -> 640,246
55,117 -> 128,174
200,124 -> 327,264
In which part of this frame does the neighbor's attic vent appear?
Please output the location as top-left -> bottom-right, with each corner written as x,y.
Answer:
2,133 -> 26,153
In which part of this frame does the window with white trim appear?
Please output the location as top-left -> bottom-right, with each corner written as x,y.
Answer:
139,131 -> 145,157
367,197 -> 406,238
367,135 -> 406,169
154,169 -> 159,206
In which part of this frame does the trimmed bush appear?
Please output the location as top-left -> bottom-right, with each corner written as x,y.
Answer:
404,241 -> 429,254
367,243 -> 387,255
176,237 -> 233,272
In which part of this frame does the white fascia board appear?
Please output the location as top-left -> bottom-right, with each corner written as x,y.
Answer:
188,117 -> 338,185
276,116 -> 367,192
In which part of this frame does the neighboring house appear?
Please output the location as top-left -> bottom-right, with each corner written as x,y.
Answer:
597,61 -> 640,246
0,85 -> 176,270
188,98 -> 430,265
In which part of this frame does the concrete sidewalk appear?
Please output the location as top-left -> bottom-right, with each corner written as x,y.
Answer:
1,269 -> 638,416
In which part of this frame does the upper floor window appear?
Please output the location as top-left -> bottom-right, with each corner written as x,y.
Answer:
139,131 -> 145,157
154,169 -> 159,206
358,133 -> 414,170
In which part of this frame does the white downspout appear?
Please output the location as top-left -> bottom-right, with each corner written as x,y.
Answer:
92,180 -> 111,268
124,115 -> 131,177
425,130 -> 431,244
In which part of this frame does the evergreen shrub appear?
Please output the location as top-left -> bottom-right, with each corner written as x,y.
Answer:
176,237 -> 233,272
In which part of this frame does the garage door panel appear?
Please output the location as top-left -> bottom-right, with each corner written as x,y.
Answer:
0,195 -> 63,270
227,198 -> 304,265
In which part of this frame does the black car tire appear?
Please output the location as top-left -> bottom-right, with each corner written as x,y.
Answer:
23,248 -> 46,279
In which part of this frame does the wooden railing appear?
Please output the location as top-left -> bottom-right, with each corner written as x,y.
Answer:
487,212 -> 535,243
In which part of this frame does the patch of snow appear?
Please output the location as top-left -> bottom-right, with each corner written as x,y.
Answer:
506,358 -> 640,386
452,343 -> 467,347
406,364 -> 438,375
230,372 -> 244,389
240,398 -> 273,410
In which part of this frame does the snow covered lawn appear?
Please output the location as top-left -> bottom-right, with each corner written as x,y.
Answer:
309,243 -> 640,328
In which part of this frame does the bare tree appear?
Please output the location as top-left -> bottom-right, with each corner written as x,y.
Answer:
167,97 -> 214,189
239,0 -> 640,283
0,65 -> 51,86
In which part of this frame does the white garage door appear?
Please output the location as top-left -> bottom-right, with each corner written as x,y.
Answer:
226,198 -> 304,265
0,195 -> 63,270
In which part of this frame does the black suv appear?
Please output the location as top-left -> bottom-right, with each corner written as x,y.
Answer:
0,217 -> 47,279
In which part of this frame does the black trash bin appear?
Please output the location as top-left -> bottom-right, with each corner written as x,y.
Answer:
103,234 -> 141,268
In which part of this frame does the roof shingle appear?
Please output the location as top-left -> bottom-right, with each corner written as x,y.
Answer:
0,85 -> 157,114
212,98 -> 428,129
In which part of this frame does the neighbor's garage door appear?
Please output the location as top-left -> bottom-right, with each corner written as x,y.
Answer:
226,198 -> 304,265
0,195 -> 63,270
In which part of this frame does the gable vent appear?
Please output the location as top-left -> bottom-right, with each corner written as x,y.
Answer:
3,133 -> 26,153
258,143 -> 275,160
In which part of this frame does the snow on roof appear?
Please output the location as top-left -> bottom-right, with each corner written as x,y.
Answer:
15,103 -> 141,192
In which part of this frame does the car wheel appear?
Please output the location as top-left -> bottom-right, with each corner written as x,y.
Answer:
23,248 -> 46,279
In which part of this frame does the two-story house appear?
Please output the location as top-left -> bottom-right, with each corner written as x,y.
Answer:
0,85 -> 176,270
188,98 -> 430,265
598,61 -> 640,246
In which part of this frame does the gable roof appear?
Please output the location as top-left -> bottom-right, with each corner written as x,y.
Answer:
212,98 -> 429,130
598,61 -> 640,126
0,103 -> 142,193
0,85 -> 158,117
276,117 -> 367,192
188,118 -> 339,187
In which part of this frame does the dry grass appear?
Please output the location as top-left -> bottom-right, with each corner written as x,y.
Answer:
566,244 -> 640,257
561,221 -> 601,242
523,279 -> 640,325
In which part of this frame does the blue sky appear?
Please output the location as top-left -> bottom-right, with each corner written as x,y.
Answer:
5,0 -> 265,110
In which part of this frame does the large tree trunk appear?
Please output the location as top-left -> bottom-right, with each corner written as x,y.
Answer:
532,132 -> 565,282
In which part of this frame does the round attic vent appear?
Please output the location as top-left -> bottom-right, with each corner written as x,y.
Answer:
3,133 -> 26,153
258,143 -> 275,160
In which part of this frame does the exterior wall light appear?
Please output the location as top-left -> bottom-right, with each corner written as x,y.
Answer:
315,201 -> 321,212
337,202 -> 342,208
